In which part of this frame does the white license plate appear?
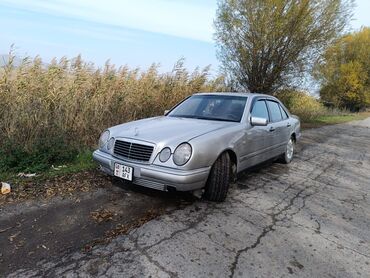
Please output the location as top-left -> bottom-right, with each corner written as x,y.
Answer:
114,163 -> 133,181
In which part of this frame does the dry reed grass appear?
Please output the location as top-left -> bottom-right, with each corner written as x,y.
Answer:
0,54 -> 226,153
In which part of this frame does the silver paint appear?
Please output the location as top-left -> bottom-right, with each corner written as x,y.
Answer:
93,92 -> 301,191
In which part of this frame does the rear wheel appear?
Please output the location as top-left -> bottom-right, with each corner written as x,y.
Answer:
203,152 -> 231,202
281,137 -> 295,164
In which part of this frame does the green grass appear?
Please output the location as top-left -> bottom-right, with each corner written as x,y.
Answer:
42,150 -> 96,178
0,149 -> 96,183
301,112 -> 370,129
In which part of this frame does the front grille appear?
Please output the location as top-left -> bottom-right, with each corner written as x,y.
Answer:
114,140 -> 154,162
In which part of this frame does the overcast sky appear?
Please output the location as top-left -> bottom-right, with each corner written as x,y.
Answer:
0,0 -> 369,72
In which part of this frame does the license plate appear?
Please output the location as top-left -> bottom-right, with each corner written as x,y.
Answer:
114,163 -> 133,181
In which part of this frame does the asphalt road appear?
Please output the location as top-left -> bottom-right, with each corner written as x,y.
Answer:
4,118 -> 370,277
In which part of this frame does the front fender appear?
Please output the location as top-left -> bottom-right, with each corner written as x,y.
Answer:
186,124 -> 244,170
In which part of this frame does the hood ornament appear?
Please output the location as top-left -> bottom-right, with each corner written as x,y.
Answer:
134,127 -> 139,136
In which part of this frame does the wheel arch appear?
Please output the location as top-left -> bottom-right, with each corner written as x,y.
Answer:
213,148 -> 237,168
226,149 -> 237,168
214,148 -> 238,181
291,132 -> 296,142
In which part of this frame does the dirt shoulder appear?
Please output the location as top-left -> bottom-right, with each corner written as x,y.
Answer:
0,171 -> 195,275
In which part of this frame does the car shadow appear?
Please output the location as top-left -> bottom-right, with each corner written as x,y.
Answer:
110,176 -> 197,204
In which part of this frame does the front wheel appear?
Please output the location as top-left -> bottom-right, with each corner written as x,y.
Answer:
281,137 -> 295,164
203,152 -> 231,202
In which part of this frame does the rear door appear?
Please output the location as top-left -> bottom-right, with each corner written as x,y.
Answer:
278,103 -> 292,145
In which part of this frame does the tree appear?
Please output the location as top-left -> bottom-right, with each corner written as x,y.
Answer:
214,0 -> 354,94
315,27 -> 370,111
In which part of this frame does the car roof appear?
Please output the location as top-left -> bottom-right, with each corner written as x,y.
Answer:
193,92 -> 273,98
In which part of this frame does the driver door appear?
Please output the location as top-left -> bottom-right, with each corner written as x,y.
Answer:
240,99 -> 271,169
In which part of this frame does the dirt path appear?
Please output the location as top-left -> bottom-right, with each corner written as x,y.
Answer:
2,118 -> 370,277
0,175 -> 195,275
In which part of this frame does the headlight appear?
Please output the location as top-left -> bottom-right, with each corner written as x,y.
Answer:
159,147 -> 171,162
99,130 -> 110,149
173,143 -> 192,166
107,137 -> 115,150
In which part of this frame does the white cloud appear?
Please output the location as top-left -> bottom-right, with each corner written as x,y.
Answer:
2,0 -> 216,42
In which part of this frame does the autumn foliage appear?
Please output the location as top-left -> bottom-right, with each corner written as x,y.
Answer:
276,90 -> 327,121
315,27 -> 370,111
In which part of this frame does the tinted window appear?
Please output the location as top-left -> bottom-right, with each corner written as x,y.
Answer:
251,100 -> 269,120
267,100 -> 283,122
168,95 -> 247,122
279,105 -> 289,120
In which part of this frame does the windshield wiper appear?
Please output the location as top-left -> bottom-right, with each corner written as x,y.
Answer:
192,116 -> 238,122
168,115 -> 198,119
169,115 -> 238,122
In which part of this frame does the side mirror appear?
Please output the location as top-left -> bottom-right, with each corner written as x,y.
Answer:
164,110 -> 169,115
250,116 -> 268,126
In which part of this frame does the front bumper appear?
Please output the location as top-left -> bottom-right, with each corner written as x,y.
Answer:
93,150 -> 210,192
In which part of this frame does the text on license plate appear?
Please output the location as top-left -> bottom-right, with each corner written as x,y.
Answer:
114,163 -> 133,181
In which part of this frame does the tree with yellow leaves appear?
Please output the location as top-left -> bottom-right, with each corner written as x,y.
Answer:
315,27 -> 370,111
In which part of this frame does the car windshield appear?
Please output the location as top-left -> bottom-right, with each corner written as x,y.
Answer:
168,95 -> 247,122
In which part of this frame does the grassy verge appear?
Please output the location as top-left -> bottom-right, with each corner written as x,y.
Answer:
0,150 -> 96,184
301,111 -> 370,129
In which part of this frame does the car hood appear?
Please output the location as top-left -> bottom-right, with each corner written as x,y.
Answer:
109,116 -> 233,146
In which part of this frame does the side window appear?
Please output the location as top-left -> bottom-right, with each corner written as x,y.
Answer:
279,105 -> 289,120
266,100 -> 283,122
251,100 -> 269,120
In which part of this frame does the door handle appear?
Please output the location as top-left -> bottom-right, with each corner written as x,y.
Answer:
287,123 -> 291,127
269,126 -> 275,132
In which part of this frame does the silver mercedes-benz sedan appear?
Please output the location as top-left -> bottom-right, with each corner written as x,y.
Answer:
93,92 -> 301,201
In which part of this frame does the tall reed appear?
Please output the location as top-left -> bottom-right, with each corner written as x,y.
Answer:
0,54 -> 226,152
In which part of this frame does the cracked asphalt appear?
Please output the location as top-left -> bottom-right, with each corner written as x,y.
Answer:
6,118 -> 370,277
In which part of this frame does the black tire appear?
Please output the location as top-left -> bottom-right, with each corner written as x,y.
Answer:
203,152 -> 231,202
280,137 -> 295,164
